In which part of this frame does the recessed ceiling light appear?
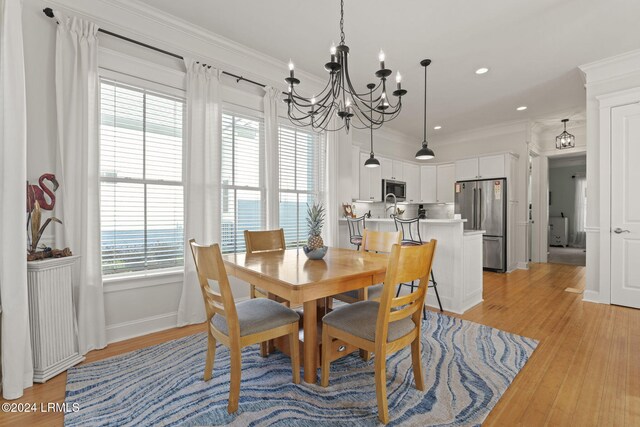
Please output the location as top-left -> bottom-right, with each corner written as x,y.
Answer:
516,106 -> 528,111
434,125 -> 442,130
475,67 -> 489,75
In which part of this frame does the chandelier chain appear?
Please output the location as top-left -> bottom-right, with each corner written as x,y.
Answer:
339,0 -> 345,44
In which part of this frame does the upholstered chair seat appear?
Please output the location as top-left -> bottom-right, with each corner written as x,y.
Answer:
323,300 -> 415,342
212,298 -> 300,337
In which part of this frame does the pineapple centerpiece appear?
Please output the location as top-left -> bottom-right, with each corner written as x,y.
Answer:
303,202 -> 328,259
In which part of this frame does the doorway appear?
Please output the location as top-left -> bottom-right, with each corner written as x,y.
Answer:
547,154 -> 587,266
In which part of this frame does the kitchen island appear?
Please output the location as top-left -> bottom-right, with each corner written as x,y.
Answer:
338,217 -> 484,314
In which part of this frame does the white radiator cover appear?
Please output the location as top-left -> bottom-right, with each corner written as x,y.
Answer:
27,256 -> 84,382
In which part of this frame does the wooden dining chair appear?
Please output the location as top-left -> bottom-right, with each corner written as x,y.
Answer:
332,229 -> 401,304
321,240 -> 437,424
189,239 -> 301,414
244,229 -> 287,301
244,229 -> 290,356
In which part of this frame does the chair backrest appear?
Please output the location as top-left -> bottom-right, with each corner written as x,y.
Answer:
375,240 -> 437,344
360,229 -> 401,254
244,229 -> 286,253
393,216 -> 422,245
189,239 -> 240,338
346,215 -> 366,239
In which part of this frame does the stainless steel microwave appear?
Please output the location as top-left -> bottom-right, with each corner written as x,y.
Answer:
382,179 -> 406,201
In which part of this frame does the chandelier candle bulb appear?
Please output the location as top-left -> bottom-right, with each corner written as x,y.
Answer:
288,60 -> 294,78
396,72 -> 402,90
330,43 -> 337,62
379,50 -> 385,69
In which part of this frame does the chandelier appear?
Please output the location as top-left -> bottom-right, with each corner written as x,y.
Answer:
556,119 -> 575,149
284,0 -> 406,133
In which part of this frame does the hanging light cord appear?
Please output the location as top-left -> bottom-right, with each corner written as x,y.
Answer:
370,88 -> 374,155
423,63 -> 428,143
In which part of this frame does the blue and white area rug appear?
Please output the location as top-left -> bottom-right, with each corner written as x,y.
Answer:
64,311 -> 537,426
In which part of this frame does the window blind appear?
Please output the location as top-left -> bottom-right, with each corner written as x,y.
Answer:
100,79 -> 185,275
278,125 -> 325,248
221,112 -> 265,253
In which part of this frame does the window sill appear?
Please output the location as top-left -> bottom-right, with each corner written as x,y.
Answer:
103,268 -> 184,293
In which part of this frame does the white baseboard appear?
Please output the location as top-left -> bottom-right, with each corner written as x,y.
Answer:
106,311 -> 178,344
517,261 -> 530,270
583,290 -> 606,304
425,293 -> 452,313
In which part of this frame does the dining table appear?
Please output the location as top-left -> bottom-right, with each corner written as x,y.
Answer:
222,246 -> 389,383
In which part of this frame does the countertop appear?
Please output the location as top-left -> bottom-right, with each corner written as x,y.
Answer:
463,230 -> 486,236
339,217 -> 467,224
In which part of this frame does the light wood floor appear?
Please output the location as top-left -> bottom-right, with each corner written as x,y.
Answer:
2,262 -> 638,426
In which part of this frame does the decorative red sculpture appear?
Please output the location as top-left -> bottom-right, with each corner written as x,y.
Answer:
27,173 -> 59,212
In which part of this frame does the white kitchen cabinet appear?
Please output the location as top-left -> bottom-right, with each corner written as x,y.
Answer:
436,163 -> 455,203
404,163 -> 420,203
379,157 -> 404,181
359,152 -> 382,201
478,154 -> 506,179
454,158 -> 479,181
420,165 -> 437,203
380,157 -> 392,180
351,146 -> 360,201
392,160 -> 404,181
455,154 -> 509,181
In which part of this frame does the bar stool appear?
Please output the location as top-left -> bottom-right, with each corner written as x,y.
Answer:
393,216 -> 443,319
346,215 -> 366,250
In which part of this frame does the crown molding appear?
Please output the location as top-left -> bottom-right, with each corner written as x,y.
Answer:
579,48 -> 640,85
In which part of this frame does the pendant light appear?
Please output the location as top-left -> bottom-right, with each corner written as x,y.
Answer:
555,119 -> 575,149
415,59 -> 435,160
364,83 -> 380,168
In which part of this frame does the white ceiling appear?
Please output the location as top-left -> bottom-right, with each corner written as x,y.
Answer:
137,0 -> 640,138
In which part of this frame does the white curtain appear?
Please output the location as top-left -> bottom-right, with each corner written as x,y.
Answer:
263,87 -> 280,229
323,118 -> 342,247
177,59 -> 222,326
0,0 -> 33,400
570,173 -> 587,248
54,11 -> 106,354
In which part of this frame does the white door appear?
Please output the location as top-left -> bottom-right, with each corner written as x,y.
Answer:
611,103 -> 640,308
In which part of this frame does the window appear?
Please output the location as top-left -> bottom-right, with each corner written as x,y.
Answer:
99,79 -> 185,275
221,112 -> 265,253
278,125 -> 325,248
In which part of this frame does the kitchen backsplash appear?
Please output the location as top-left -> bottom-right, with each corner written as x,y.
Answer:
350,202 -> 455,220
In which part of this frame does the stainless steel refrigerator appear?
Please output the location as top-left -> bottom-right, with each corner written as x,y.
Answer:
454,178 -> 507,272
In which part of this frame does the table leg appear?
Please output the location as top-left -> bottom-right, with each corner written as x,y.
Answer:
303,300 -> 318,384
266,292 -> 279,353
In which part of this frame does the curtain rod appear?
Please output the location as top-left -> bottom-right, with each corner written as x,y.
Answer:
42,7 -> 280,92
